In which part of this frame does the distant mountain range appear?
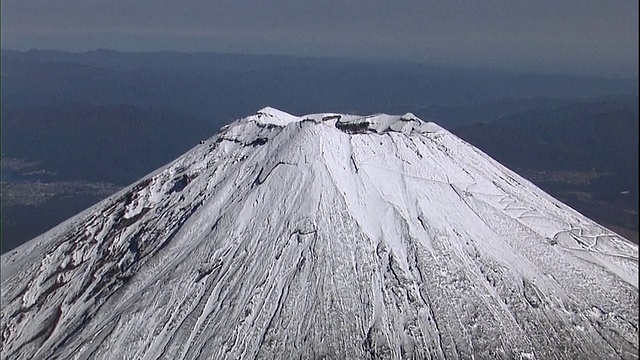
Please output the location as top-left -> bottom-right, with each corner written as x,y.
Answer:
3,49 -> 637,127
454,96 -> 638,172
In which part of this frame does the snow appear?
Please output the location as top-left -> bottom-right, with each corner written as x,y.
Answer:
1,107 -> 638,360
254,106 -> 301,126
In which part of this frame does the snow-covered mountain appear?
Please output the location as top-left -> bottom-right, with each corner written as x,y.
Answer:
2,107 -> 638,359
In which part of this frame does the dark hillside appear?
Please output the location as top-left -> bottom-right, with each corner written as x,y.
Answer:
2,104 -> 216,184
452,97 -> 639,242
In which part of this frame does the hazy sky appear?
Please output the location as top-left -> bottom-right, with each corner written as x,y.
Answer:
2,1 -> 638,77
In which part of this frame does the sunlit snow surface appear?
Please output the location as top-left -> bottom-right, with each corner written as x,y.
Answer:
1,108 -> 638,359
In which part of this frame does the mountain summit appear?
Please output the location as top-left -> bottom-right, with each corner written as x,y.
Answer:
2,108 -> 638,359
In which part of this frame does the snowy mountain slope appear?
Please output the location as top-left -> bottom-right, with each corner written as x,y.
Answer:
1,107 -> 638,359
